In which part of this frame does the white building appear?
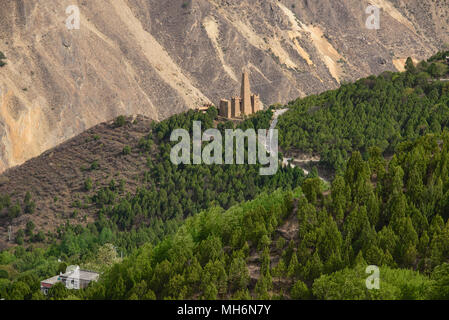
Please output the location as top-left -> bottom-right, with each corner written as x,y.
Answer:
40,265 -> 99,295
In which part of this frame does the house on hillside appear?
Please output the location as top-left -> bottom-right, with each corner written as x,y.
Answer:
40,276 -> 60,295
40,265 -> 99,295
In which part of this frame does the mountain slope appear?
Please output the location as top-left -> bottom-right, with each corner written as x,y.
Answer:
0,115 -> 156,249
33,130 -> 449,300
0,0 -> 448,172
0,108 -> 307,250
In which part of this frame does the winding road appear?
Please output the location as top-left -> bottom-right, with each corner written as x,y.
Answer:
265,108 -> 329,183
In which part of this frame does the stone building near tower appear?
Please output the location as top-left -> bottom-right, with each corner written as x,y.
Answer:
219,99 -> 231,118
218,71 -> 261,119
231,96 -> 241,118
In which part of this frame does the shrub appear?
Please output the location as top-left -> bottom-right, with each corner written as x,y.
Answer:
291,280 -> 311,300
48,282 -> 68,300
122,145 -> 131,155
25,221 -> 35,237
15,230 -> 24,245
8,203 -> 22,219
24,192 -> 36,214
0,270 -> 8,279
114,115 -> 126,128
0,51 -> 6,67
138,137 -> 153,151
0,195 -> 11,209
57,262 -> 67,274
90,160 -> 100,171
24,201 -> 36,214
84,178 -> 93,191
33,231 -> 46,242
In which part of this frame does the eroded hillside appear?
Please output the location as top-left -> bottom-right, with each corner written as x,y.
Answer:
0,0 -> 448,171
0,115 -> 156,249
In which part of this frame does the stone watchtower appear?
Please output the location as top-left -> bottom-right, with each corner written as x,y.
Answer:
217,69 -> 261,119
241,71 -> 252,115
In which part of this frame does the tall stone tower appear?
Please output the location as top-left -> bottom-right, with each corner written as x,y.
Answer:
241,71 -> 252,115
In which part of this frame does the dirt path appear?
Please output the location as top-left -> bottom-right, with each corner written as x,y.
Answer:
276,207 -> 299,242
246,198 -> 300,284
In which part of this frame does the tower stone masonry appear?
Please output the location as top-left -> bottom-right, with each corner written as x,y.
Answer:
251,94 -> 260,113
241,71 -> 252,115
220,99 -> 231,118
218,70 -> 261,119
231,97 -> 241,118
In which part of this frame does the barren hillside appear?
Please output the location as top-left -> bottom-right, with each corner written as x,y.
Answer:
0,114 -> 155,249
0,0 -> 448,172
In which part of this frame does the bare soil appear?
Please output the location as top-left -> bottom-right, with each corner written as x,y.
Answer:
0,115 -> 155,249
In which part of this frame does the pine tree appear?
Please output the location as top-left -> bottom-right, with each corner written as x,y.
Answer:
287,252 -> 299,280
290,280 -> 310,300
405,57 -> 417,74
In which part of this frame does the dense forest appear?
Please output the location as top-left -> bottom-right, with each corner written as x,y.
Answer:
0,106 -> 305,299
74,134 -> 449,299
278,52 -> 449,171
1,52 -> 449,300
5,132 -> 448,300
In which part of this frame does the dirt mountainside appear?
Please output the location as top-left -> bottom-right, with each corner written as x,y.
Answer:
0,0 -> 448,172
0,115 -> 155,249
